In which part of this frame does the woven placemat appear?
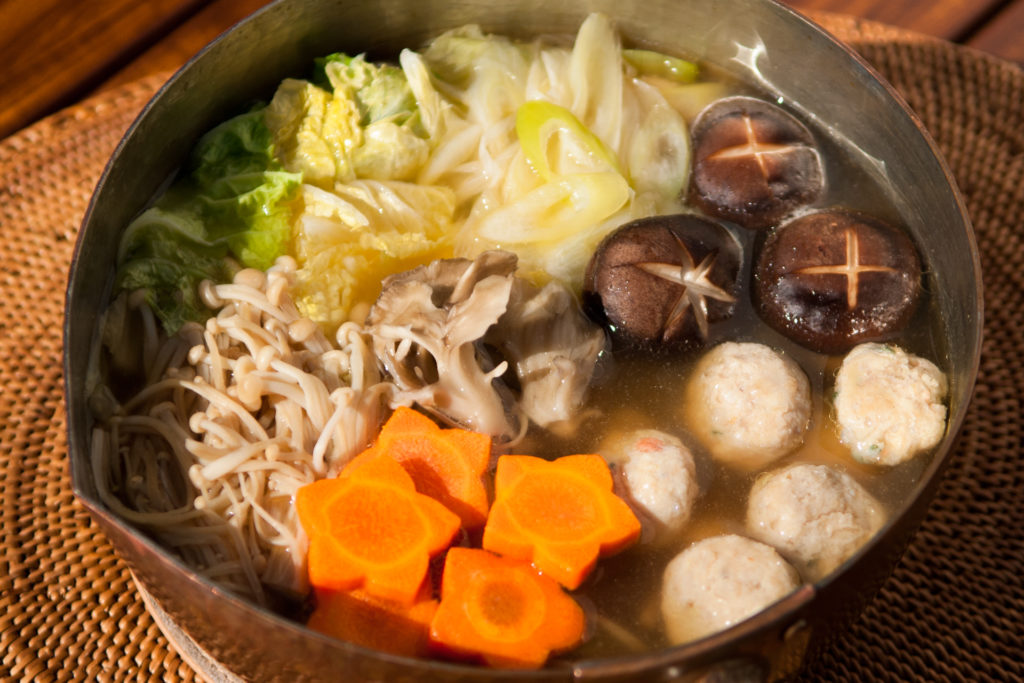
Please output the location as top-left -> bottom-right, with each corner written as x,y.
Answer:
1,14 -> 1021,682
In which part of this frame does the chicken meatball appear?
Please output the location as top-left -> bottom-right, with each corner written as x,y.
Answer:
746,463 -> 885,581
601,429 -> 699,539
661,534 -> 800,644
684,342 -> 811,470
834,343 -> 948,466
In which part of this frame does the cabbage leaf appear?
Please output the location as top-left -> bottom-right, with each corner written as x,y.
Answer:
115,204 -> 231,333
268,54 -> 430,186
189,108 -> 302,269
266,79 -> 360,185
568,13 -> 623,154
292,180 -> 457,330
115,108 -> 300,333
322,53 -> 421,130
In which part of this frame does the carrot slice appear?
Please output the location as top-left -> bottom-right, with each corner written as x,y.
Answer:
296,452 -> 460,605
366,406 -> 492,529
429,547 -> 585,668
482,454 -> 641,589
307,584 -> 438,658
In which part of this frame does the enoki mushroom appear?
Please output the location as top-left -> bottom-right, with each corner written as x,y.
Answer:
92,257 -> 392,603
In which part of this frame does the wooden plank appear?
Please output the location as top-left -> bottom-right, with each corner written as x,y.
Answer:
99,0 -> 276,92
781,0 -> 1007,41
0,0 -> 209,139
2,0 -> 1019,141
966,0 -> 1024,63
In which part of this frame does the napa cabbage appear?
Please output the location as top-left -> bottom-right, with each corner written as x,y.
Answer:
258,51 -> 459,330
191,111 -> 302,268
115,204 -> 230,334
267,54 -> 430,186
266,79 -> 359,185
423,13 -> 693,288
292,180 -> 457,330
568,12 -> 624,154
320,53 -> 421,129
115,13 -> 706,334
114,108 -> 301,333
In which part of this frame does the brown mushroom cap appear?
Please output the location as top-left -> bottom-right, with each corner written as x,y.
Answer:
583,214 -> 741,351
689,96 -> 824,229
753,209 -> 922,354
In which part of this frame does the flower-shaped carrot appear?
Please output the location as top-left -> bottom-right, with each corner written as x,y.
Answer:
366,406 -> 492,529
306,584 -> 438,658
296,452 -> 460,605
482,454 -> 641,589
429,547 -> 585,668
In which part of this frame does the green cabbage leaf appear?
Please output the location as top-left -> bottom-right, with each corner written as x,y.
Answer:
115,108 -> 300,333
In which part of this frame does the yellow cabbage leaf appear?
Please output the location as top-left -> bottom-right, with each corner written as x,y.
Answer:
293,180 -> 456,330
265,78 -> 361,187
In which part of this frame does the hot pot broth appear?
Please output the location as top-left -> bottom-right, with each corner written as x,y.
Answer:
518,147 -> 945,655
529,241 -> 944,658
94,12 -> 949,667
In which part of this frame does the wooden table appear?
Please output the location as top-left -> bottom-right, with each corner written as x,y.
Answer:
0,0 -> 1022,141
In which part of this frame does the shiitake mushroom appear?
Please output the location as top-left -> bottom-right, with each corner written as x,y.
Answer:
753,209 -> 921,353
583,214 -> 741,351
689,96 -> 824,229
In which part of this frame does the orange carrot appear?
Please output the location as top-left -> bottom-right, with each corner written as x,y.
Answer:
429,547 -> 585,668
482,454 -> 641,589
306,583 -> 438,658
366,406 -> 492,529
296,451 -> 460,605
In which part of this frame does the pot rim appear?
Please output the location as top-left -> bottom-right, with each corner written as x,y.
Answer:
63,0 -> 984,679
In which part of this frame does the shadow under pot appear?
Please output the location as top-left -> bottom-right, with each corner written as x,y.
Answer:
688,96 -> 824,230
753,209 -> 922,354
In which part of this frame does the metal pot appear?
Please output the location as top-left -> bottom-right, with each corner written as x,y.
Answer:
64,0 -> 983,680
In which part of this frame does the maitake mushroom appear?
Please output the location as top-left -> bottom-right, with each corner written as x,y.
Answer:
367,250 -> 607,442
489,277 -> 607,429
